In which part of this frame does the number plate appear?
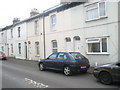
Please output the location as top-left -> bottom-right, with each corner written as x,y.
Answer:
80,66 -> 86,68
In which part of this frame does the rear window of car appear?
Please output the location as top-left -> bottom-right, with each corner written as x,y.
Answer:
69,52 -> 86,60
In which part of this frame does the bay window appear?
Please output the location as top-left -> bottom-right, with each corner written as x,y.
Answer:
86,38 -> 108,54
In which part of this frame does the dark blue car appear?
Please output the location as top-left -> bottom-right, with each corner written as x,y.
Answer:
38,52 -> 90,76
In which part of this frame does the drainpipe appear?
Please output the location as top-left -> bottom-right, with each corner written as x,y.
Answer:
43,15 -> 46,59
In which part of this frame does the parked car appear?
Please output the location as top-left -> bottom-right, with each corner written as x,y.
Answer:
38,52 -> 90,76
0,51 -> 7,60
93,62 -> 120,85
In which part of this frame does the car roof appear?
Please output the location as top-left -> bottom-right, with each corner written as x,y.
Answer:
53,52 -> 81,54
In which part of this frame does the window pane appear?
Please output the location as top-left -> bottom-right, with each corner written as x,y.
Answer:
51,15 -> 56,25
35,20 -> 39,35
86,3 -> 99,20
18,43 -> 21,54
35,42 -> 40,55
57,53 -> 67,60
88,43 -> 100,52
53,41 -> 57,48
102,38 -> 107,52
49,53 -> 57,59
99,2 -> 106,17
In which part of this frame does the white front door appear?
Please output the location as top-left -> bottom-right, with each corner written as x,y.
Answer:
66,42 -> 72,52
74,40 -> 81,52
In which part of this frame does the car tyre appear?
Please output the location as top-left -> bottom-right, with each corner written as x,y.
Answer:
64,66 -> 72,76
99,72 -> 112,85
39,63 -> 45,71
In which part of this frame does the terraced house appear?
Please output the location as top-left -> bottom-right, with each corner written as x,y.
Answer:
0,0 -> 120,66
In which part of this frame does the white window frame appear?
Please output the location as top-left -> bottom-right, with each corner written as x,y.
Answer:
11,44 -> 13,54
11,29 -> 13,38
51,15 -> 56,31
86,37 -> 109,55
35,42 -> 40,56
18,43 -> 21,54
51,40 -> 58,53
18,27 -> 21,37
35,20 -> 39,35
85,1 -> 107,21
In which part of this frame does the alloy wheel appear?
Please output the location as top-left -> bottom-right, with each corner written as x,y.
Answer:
39,63 -> 44,71
64,66 -> 72,76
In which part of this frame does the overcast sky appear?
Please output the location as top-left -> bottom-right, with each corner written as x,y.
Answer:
0,0 -> 60,28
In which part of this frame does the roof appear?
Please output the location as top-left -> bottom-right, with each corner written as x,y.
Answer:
1,25 -> 13,32
1,2 -> 85,30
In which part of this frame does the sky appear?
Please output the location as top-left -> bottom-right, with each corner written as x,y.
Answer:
0,0 -> 60,28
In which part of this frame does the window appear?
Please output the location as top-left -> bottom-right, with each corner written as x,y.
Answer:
18,27 -> 21,37
1,46 -> 4,52
35,20 -> 39,35
11,44 -> 13,53
11,29 -> 13,38
86,38 -> 107,54
51,15 -> 56,31
48,53 -> 58,59
51,40 -> 57,53
1,33 -> 4,39
18,43 -> 21,54
35,42 -> 40,55
57,53 -> 67,60
86,2 -> 106,21
65,37 -> 71,42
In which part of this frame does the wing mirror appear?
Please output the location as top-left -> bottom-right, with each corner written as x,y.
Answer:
46,57 -> 49,59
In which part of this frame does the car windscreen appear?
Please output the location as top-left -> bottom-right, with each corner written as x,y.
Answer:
69,52 -> 86,60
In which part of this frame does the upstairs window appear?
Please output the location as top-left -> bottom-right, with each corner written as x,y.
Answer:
35,20 -> 39,35
11,29 -> 13,38
86,2 -> 106,21
18,27 -> 21,37
51,15 -> 56,31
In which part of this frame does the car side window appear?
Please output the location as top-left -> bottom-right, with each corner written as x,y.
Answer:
57,53 -> 67,60
48,53 -> 58,60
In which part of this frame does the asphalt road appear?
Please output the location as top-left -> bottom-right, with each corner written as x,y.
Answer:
1,58 -> 120,88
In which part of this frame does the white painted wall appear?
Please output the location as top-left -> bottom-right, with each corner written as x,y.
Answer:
45,0 -> 119,66
13,23 -> 27,59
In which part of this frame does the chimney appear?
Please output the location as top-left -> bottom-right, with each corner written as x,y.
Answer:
13,18 -> 20,24
30,8 -> 39,17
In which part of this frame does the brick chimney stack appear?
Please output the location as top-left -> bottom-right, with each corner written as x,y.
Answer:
13,18 -> 20,24
30,8 -> 39,17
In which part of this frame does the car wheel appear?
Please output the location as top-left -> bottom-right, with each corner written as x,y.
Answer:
64,66 -> 72,76
39,63 -> 45,71
99,72 -> 112,85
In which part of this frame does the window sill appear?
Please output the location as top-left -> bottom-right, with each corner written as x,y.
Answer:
86,52 -> 109,55
35,55 -> 40,57
85,16 -> 108,22
51,29 -> 56,32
